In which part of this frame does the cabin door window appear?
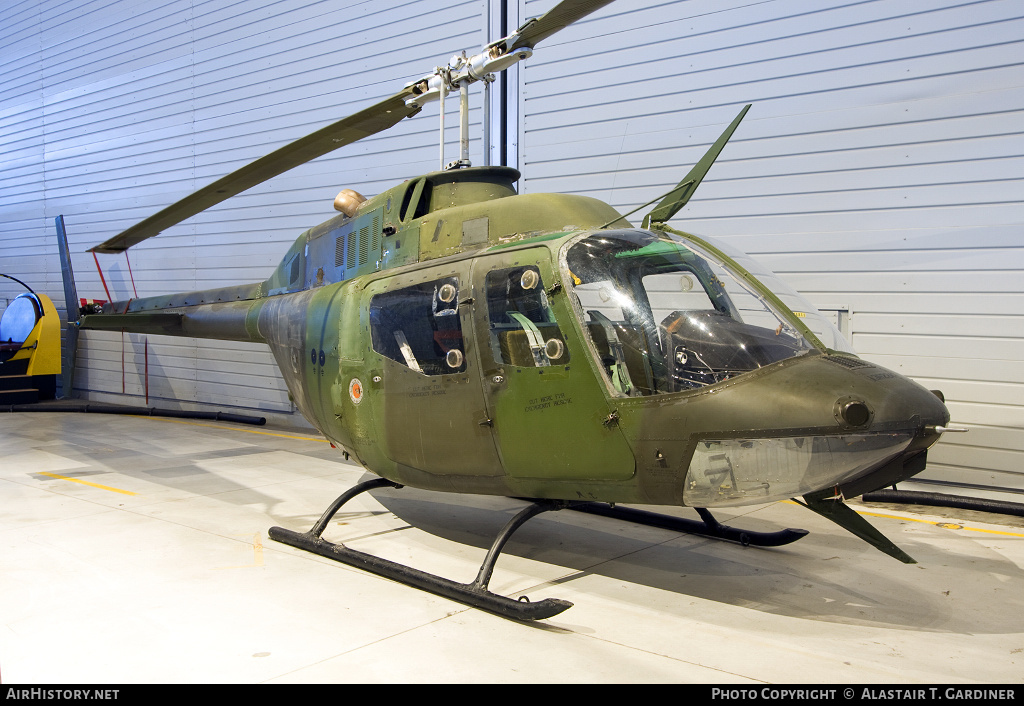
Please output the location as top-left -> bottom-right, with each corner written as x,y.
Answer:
369,276 -> 467,375
482,265 -> 569,368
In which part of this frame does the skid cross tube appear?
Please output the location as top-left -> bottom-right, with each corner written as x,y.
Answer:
268,479 -> 573,620
567,502 -> 809,547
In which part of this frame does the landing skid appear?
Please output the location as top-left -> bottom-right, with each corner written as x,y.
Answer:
269,480 -> 809,620
568,503 -> 809,547
268,478 -> 574,620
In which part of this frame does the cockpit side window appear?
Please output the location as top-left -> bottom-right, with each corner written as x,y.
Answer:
572,276 -> 660,395
370,276 -> 467,375
484,266 -> 568,367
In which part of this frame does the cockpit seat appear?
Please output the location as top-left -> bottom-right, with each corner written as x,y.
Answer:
0,293 -> 43,364
586,322 -> 656,395
0,292 -> 61,402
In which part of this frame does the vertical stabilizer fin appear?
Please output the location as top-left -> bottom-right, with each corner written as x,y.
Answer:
643,104 -> 751,228
55,215 -> 79,399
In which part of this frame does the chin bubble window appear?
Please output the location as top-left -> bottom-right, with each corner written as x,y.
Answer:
484,265 -> 568,367
683,433 -> 914,507
370,276 -> 466,375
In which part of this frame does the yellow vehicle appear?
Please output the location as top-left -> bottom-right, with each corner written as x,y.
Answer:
0,276 -> 61,404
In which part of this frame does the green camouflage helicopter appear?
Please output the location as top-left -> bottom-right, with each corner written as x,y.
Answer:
69,0 -> 954,620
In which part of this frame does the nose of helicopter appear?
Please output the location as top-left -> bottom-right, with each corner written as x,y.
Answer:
822,354 -> 949,432
818,354 -> 951,498
665,353 -> 951,508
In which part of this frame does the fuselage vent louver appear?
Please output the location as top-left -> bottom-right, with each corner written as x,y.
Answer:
335,235 -> 345,268
346,231 -> 357,271
358,224 -> 370,265
824,355 -> 873,370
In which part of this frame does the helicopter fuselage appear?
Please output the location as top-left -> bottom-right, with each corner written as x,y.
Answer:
84,166 -> 949,509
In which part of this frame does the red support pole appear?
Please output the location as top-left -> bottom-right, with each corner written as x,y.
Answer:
125,251 -> 138,299
92,252 -> 112,301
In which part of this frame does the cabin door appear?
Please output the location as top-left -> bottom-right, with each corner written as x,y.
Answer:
469,249 -> 635,482
364,268 -> 502,478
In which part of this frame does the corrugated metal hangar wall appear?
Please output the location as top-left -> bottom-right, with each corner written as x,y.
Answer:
1,0 -> 1022,499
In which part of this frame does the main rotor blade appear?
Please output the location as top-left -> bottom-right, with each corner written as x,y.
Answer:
91,86 -> 421,254
92,0 -> 618,254
507,0 -> 616,51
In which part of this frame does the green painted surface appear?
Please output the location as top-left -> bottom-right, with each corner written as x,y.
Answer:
81,166 -> 950,515
470,248 -> 635,483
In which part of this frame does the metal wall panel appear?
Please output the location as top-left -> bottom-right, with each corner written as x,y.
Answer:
517,0 -> 1024,497
0,0 -> 489,424
3,0 -> 1022,498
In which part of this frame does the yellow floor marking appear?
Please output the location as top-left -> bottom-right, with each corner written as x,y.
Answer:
217,533 -> 266,569
782,500 -> 1024,538
129,415 -> 330,443
855,508 -> 1024,537
253,532 -> 264,565
37,471 -> 138,496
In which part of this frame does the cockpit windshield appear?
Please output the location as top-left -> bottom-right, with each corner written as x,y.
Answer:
562,229 -> 849,396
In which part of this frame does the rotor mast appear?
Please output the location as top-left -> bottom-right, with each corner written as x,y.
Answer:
408,43 -> 532,171
433,55 -> 480,171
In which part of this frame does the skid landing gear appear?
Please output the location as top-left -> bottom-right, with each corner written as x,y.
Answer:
269,480 -> 809,620
268,478 -> 574,621
567,503 -> 809,547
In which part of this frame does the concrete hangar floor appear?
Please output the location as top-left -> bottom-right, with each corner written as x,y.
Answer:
1,409 -> 1022,684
